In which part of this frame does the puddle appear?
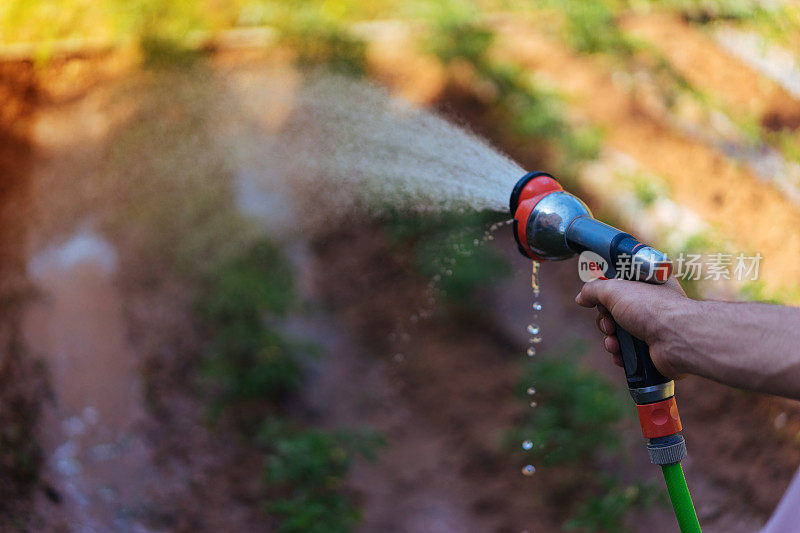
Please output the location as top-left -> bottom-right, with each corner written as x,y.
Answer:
24,227 -> 156,531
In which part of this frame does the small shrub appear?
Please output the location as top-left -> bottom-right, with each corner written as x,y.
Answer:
261,423 -> 384,533
558,0 -> 632,56
565,477 -> 664,533
197,239 -> 306,406
383,209 -> 512,310
510,342 -> 665,530
512,341 -> 625,466
423,4 -> 494,64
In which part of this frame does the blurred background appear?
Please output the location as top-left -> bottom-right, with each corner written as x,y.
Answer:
1,0 -> 800,531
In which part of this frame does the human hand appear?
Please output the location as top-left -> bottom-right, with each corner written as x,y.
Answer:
575,277 -> 689,378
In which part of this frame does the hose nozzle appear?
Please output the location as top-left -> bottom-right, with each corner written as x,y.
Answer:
510,172 -> 672,284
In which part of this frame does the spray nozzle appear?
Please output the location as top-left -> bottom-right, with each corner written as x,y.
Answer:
509,172 -> 672,284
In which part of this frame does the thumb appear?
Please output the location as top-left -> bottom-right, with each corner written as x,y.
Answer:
575,278 -> 631,313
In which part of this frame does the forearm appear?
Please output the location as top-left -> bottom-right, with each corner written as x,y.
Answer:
658,300 -> 800,399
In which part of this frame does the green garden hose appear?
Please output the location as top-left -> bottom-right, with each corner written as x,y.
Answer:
661,462 -> 701,532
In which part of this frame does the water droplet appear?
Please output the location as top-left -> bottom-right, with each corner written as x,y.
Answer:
445,269 -> 453,276
522,440 -> 534,451
529,401 -> 538,408
526,347 -> 536,357
526,324 -> 540,335
526,387 -> 536,395
530,336 -> 542,344
532,302 -> 542,311
521,464 -> 536,476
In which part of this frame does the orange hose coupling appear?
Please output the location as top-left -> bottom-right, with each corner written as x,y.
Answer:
636,397 -> 682,438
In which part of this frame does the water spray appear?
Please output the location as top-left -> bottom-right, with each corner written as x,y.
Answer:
510,172 -> 701,532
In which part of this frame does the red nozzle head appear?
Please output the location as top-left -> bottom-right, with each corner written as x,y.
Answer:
510,172 -> 563,259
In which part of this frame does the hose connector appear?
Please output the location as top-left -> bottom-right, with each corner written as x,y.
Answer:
647,434 -> 688,465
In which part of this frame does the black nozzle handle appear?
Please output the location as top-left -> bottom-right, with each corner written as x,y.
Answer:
602,236 -> 672,400
613,320 -> 671,400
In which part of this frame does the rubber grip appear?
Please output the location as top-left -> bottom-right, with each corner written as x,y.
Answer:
613,319 -> 670,390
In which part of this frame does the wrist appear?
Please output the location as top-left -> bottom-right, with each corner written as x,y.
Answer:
650,297 -> 702,377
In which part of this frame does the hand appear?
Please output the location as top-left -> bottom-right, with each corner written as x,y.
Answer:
575,277 -> 689,378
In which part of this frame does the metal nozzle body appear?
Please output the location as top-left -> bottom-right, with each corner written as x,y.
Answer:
522,190 -> 671,284
566,215 -> 672,284
522,191 -> 591,260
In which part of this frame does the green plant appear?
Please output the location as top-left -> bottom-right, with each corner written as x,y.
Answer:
240,1 -> 367,76
195,239 -> 383,532
197,238 -> 307,408
383,209 -> 512,310
619,170 -> 670,207
768,128 -> 800,166
140,35 -> 203,67
277,11 -> 367,76
423,0 -> 494,64
556,0 -> 633,56
426,14 -> 602,180
508,341 -> 665,530
512,341 -> 625,466
565,477 -> 664,533
260,423 -> 384,533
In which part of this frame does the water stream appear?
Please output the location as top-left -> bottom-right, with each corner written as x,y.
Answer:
229,74 -> 525,221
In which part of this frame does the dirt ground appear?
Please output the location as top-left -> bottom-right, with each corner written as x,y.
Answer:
620,12 -> 800,127
0,59 -> 45,525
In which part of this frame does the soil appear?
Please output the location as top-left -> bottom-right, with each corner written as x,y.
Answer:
620,12 -> 800,130
0,59 -> 46,525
